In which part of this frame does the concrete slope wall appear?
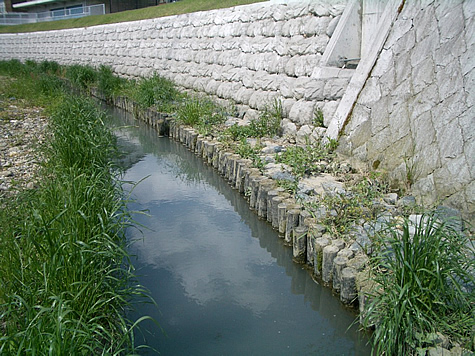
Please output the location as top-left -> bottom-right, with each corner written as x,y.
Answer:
0,1 -> 351,126
0,0 -> 473,223
338,0 -> 474,223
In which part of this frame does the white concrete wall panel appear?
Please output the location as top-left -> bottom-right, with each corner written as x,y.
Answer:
0,1 -> 349,123
339,0 -> 474,223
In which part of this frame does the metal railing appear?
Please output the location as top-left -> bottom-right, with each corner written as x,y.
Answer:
0,4 -> 105,26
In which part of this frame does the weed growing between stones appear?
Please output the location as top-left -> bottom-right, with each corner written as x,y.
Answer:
275,141 -> 335,180
313,107 -> 324,127
131,73 -> 183,112
234,138 -> 264,170
361,215 -> 475,355
225,100 -> 283,140
176,95 -> 228,135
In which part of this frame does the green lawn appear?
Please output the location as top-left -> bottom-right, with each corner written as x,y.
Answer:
0,0 -> 267,34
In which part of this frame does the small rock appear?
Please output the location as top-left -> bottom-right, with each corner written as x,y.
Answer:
0,170 -> 13,177
322,181 -> 346,197
427,346 -> 451,356
383,192 -> 398,205
398,195 -> 416,207
339,162 -> 352,174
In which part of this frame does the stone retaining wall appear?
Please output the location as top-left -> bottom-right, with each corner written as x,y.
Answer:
0,0 -> 472,221
338,0 -> 474,223
0,0 -> 351,126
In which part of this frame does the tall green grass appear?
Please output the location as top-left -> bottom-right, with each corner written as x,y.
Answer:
0,67 -> 151,353
0,59 -> 65,107
97,64 -> 127,102
176,95 -> 228,135
131,73 -> 182,112
362,215 -> 475,354
65,64 -> 98,91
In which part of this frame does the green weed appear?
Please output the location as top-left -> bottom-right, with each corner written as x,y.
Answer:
275,141 -> 333,179
225,100 -> 282,140
362,215 -> 475,354
65,64 -> 97,90
0,74 -> 151,354
234,138 -> 264,170
132,73 -> 181,111
313,107 -> 324,127
176,96 -> 227,135
97,65 -> 125,102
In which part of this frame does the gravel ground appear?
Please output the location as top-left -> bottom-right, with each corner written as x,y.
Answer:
0,97 -> 48,199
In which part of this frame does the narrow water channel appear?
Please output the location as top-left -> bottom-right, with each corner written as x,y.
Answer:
107,107 -> 371,355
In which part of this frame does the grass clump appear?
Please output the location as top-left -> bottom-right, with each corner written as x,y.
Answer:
275,141 -> 334,179
0,59 -> 65,108
97,64 -> 126,102
225,100 -> 282,140
0,67 -> 150,353
65,64 -> 97,90
234,138 -> 264,170
362,214 -> 475,355
132,73 -> 182,112
320,175 -> 387,237
176,95 -> 227,135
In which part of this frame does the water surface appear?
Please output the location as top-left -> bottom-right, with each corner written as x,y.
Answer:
108,107 -> 370,355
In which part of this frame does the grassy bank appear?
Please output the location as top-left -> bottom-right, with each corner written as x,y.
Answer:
0,62 -> 149,353
1,60 -> 473,355
0,0 -> 267,34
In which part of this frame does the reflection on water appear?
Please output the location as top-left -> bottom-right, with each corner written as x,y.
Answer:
107,107 -> 371,355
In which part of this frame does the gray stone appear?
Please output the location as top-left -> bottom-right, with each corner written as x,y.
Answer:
411,29 -> 440,68
322,101 -> 339,127
414,5 -> 437,42
436,3 -> 465,44
432,91 -> 468,129
434,206 -> 464,232
281,118 -> 297,137
350,229 -> 372,254
412,57 -> 435,94
288,100 -> 316,125
372,48 -> 394,77
383,193 -> 398,205
385,17 -> 414,50
296,124 -> 313,145
321,180 -> 345,197
302,79 -> 325,101
436,59 -> 464,101
427,347 -> 452,356
435,118 -> 464,160
358,77 -> 382,105
434,156 -> 471,196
